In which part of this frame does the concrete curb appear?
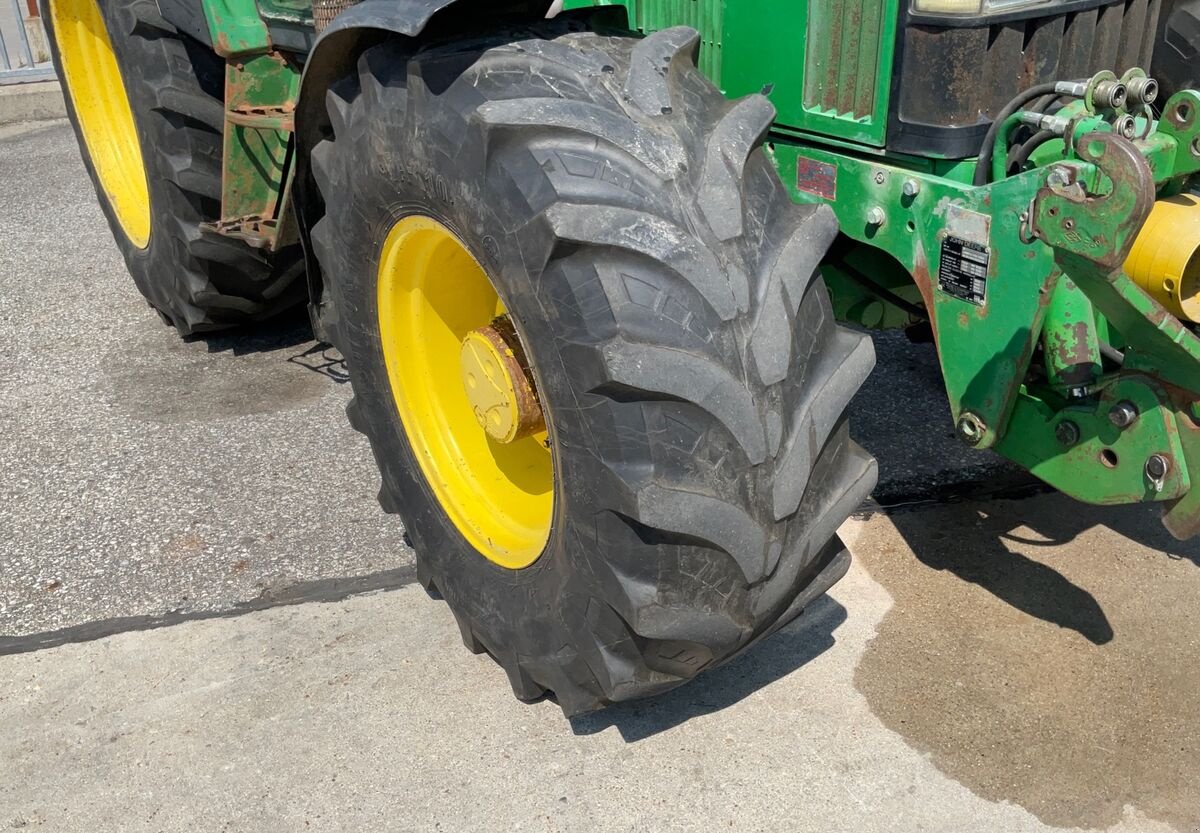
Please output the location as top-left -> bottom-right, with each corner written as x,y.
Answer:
0,80 -> 66,125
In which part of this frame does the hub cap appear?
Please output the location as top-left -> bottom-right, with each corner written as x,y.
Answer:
376,216 -> 554,569
460,319 -> 546,445
50,0 -> 151,248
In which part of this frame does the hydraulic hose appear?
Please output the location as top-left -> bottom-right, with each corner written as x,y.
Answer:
973,82 -> 1061,186
1007,129 -> 1057,175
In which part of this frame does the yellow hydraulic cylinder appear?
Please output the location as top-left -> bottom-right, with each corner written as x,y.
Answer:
1125,193 -> 1200,322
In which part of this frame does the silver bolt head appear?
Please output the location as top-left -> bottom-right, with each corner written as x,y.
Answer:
1046,167 -> 1071,188
902,179 -> 921,197
1108,400 -> 1139,428
866,207 -> 886,227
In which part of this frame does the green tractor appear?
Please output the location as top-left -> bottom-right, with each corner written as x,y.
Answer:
43,0 -> 1200,713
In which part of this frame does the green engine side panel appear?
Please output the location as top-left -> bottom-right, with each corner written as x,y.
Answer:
566,0 -> 899,146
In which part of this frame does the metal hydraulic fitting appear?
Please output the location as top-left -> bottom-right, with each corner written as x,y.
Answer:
1055,80 -> 1089,98
1019,112 -> 1071,135
1093,79 -> 1128,110
1121,69 -> 1159,107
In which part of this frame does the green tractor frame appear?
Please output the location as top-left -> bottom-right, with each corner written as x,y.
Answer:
42,0 -> 1200,713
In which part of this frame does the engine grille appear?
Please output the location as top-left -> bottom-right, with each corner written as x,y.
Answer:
313,0 -> 359,33
898,0 -> 1164,134
804,0 -> 888,122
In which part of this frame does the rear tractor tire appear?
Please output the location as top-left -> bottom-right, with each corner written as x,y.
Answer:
310,24 -> 877,714
44,0 -> 304,334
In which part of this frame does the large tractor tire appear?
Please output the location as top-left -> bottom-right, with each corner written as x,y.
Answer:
44,0 -> 303,335
309,23 -> 877,714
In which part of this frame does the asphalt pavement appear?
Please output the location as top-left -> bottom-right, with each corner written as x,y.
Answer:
3,120 -> 1198,832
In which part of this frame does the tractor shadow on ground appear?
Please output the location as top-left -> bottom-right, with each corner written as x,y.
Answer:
569,595 -> 847,742
189,306 -> 351,384
188,305 -> 315,355
882,493 -> 1200,648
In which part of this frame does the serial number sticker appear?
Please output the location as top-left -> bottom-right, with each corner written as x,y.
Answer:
795,156 -> 837,201
938,236 -> 991,306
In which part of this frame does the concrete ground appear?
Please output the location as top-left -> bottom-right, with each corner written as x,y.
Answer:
2,120 -> 1198,832
0,81 -> 63,125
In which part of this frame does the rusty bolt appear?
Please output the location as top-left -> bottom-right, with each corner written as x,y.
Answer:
1055,420 -> 1081,447
1108,400 -> 1139,428
957,413 -> 986,446
1146,454 -> 1171,481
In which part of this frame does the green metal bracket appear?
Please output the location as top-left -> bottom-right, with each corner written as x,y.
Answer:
773,139 -> 1058,449
998,376 -> 1190,505
1025,127 -> 1200,533
205,51 -> 301,251
188,0 -> 302,251
1153,90 -> 1200,182
202,0 -> 271,57
772,95 -> 1200,520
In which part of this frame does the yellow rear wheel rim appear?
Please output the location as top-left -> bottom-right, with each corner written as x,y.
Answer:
377,216 -> 554,569
51,0 -> 151,249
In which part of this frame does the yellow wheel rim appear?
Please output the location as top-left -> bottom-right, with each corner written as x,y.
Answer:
50,0 -> 151,249
377,216 -> 554,569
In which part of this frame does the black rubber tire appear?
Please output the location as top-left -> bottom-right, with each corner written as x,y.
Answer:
43,0 -> 304,335
310,23 -> 877,715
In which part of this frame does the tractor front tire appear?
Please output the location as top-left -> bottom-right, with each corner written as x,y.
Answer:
311,24 -> 877,714
44,0 -> 303,334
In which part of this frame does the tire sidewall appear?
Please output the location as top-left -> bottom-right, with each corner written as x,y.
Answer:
326,107 -> 607,640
